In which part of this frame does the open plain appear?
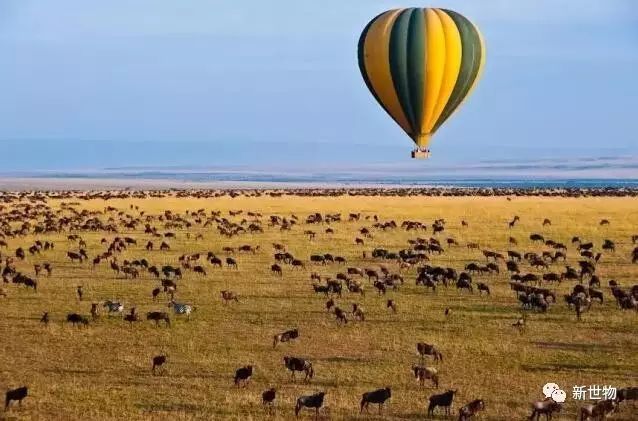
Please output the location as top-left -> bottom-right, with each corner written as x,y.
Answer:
0,191 -> 637,420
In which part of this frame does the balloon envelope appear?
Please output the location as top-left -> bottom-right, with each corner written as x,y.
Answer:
358,8 -> 485,152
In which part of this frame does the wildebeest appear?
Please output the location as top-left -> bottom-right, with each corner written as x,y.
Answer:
146,311 -> 170,327
221,290 -> 239,304
457,399 -> 485,420
413,365 -> 439,387
456,278 -> 473,293
417,342 -> 443,362
124,307 -> 138,324
271,263 -> 282,276
66,313 -> 89,327
351,303 -> 365,321
373,280 -> 387,295
5,386 -> 28,410
530,233 -> 544,243
360,387 -> 391,414
226,257 -> 238,269
283,356 -> 314,382
273,328 -> 299,347
428,390 -> 456,416
295,391 -> 325,419
530,399 -> 562,420
477,282 -> 490,295
234,365 -> 253,387
579,399 -> 617,420
152,354 -> 167,374
334,306 -> 348,324
262,388 -> 276,412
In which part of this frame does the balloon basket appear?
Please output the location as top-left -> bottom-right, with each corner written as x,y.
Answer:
411,149 -> 431,159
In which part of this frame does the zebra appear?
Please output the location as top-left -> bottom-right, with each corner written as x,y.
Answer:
103,300 -> 124,315
168,300 -> 195,320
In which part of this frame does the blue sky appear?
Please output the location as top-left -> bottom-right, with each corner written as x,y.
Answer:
0,1 -> 637,170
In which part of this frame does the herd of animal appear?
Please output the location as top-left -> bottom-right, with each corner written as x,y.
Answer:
1,189 -> 637,419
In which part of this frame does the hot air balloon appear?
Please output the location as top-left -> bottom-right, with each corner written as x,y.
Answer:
358,8 -> 485,158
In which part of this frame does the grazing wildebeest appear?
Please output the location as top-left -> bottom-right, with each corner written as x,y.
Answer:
66,313 -> 89,327
67,251 -> 83,263
457,399 -> 485,420
529,399 -> 562,420
124,307 -> 138,324
477,282 -> 490,295
530,233 -> 545,243
295,391 -> 325,419
456,278 -> 473,293
350,303 -> 364,321
360,387 -> 391,414
234,365 -> 253,387
146,311 -> 170,327
417,342 -> 443,362
152,354 -> 167,374
262,388 -> 276,412
283,356 -> 314,382
40,311 -> 50,326
291,259 -> 305,269
334,306 -> 348,324
5,386 -> 28,410
579,399 -> 617,420
428,390 -> 456,416
193,265 -> 206,276
310,254 -> 325,265
413,365 -> 439,387
221,290 -> 239,304
273,328 -> 299,347
373,280 -> 387,295
325,298 -> 335,312
226,257 -> 238,269
271,264 -> 282,276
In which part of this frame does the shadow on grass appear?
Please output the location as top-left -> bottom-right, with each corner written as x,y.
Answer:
43,368 -> 104,376
533,341 -> 630,352
313,356 -> 372,364
135,402 -> 202,413
521,361 -> 634,375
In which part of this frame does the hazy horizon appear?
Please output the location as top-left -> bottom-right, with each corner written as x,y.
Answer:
1,1 -> 637,171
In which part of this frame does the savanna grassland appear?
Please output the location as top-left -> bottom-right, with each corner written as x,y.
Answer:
0,193 -> 637,420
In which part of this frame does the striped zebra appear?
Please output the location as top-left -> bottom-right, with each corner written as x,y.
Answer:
103,300 -> 124,315
168,300 -> 194,320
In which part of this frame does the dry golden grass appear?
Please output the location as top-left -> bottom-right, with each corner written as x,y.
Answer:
0,195 -> 637,420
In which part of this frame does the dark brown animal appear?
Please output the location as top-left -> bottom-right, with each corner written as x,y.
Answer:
360,387 -> 391,414
152,354 -> 167,374
234,365 -> 253,387
5,386 -> 28,410
428,390 -> 456,417
458,399 -> 485,421
295,391 -> 325,418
